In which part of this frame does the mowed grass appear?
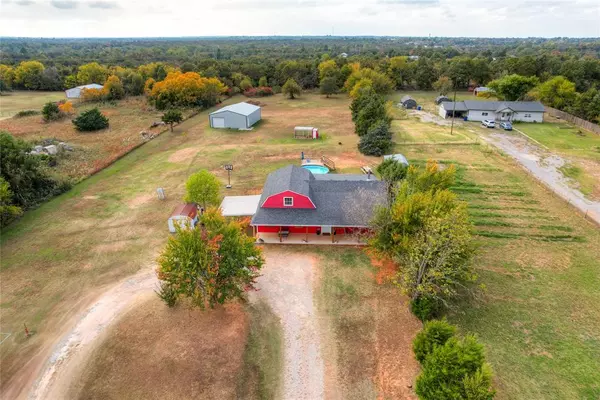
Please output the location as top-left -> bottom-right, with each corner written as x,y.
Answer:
514,122 -> 600,199
399,141 -> 600,399
314,247 -> 420,399
515,122 -> 600,161
0,91 -> 66,118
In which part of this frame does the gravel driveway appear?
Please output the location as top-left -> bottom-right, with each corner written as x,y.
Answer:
483,132 -> 600,225
251,247 -> 325,400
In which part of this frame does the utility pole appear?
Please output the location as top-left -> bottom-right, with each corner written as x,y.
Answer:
450,84 -> 457,136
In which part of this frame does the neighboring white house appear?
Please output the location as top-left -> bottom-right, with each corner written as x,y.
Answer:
438,101 -> 545,123
209,102 -> 262,130
339,52 -> 348,58
65,83 -> 104,99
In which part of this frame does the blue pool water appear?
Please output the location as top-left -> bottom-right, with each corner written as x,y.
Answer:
302,165 -> 330,174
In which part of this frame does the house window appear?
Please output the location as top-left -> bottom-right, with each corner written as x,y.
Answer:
283,197 -> 293,207
524,113 -> 532,118
482,112 -> 488,116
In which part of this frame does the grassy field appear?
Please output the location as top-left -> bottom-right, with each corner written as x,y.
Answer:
0,96 -> 185,183
0,91 -> 66,119
1,91 -> 599,399
515,122 -> 600,199
314,247 -> 420,399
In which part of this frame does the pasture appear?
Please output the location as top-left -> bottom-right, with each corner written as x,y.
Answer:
0,91 -> 65,119
1,92 -> 599,399
0,97 -> 182,183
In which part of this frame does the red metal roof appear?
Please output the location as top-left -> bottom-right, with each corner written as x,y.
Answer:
170,203 -> 198,218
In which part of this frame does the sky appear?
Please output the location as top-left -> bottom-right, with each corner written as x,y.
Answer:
0,0 -> 599,38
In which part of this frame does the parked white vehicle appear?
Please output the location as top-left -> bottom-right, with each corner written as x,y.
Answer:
481,119 -> 495,128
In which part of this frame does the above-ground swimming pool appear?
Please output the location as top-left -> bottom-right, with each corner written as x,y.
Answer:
302,164 -> 330,174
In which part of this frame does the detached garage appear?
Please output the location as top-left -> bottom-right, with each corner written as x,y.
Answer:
209,102 -> 262,130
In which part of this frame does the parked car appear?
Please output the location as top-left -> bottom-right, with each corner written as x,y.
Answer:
500,121 -> 513,130
481,119 -> 495,128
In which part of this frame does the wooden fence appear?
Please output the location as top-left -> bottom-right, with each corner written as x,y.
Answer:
544,106 -> 600,135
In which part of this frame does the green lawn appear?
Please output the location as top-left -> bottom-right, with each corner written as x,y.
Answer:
515,122 -> 600,161
0,91 -> 66,118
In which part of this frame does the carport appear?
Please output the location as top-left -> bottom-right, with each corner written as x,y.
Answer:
220,195 -> 261,217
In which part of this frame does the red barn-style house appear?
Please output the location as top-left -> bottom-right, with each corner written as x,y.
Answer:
251,165 -> 386,244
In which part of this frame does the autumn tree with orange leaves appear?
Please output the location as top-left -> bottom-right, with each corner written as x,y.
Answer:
156,208 -> 263,308
148,71 -> 227,110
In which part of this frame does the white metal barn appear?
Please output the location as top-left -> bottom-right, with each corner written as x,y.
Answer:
209,102 -> 262,130
65,83 -> 104,99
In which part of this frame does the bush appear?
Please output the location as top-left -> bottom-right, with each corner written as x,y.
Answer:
80,87 -> 106,103
416,335 -> 495,400
14,110 -> 39,118
72,108 -> 109,131
244,86 -> 274,97
0,132 -> 70,213
42,102 -> 61,121
410,295 -> 442,321
358,119 -> 392,156
413,319 -> 457,363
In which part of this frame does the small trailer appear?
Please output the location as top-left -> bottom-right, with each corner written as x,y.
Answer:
294,126 -> 319,139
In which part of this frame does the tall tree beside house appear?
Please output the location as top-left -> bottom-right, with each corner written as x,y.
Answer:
376,158 -> 408,203
487,74 -> 539,101
156,208 -> 264,308
354,93 -> 390,136
162,109 -> 183,132
282,78 -> 302,99
569,87 -> 600,123
358,120 -> 393,156
184,170 -> 221,210
530,76 -> 578,110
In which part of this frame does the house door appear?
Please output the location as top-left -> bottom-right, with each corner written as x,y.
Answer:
321,225 -> 332,235
212,117 -> 225,128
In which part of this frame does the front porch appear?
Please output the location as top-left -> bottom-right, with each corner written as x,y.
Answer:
255,231 -> 367,245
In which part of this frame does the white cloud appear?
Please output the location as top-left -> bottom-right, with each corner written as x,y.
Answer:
0,0 -> 598,37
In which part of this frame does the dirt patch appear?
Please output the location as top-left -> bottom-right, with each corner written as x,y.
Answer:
127,193 -> 155,209
249,247 -> 325,399
28,268 -> 158,400
71,298 -> 248,400
168,147 -> 199,163
410,110 -> 458,126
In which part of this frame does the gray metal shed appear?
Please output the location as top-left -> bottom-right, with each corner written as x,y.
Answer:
400,95 -> 417,109
209,102 -> 261,130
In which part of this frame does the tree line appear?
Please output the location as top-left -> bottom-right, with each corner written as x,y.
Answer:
2,45 -> 599,121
